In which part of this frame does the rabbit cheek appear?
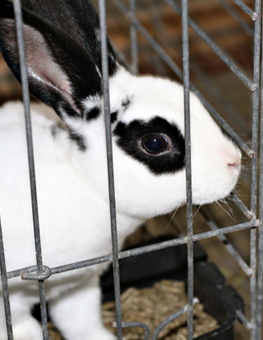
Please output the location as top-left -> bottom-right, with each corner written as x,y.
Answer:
113,116 -> 185,175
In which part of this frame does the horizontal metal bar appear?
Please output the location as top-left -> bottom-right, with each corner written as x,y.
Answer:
4,255 -> 111,280
112,0 -> 255,158
169,207 -> 253,277
165,0 -> 256,90
232,0 -> 258,21
193,220 -> 258,241
230,193 -> 255,220
152,298 -> 199,340
112,322 -> 150,340
53,255 -> 111,276
21,265 -> 52,281
3,220 -> 258,281
51,221 -> 258,270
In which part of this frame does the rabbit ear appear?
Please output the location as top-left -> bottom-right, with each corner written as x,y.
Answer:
20,0 -> 118,77
0,0 -> 117,123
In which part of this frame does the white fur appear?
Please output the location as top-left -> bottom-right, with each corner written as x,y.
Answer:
0,68 -> 241,340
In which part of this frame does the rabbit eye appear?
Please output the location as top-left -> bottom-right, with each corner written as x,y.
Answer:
140,134 -> 169,155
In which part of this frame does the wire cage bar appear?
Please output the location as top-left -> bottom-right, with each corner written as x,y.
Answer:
12,0 -> 49,339
232,0 -> 258,19
216,0 -> 254,36
0,0 -> 263,339
181,0 -> 194,338
99,0 -> 123,337
0,217 -> 13,340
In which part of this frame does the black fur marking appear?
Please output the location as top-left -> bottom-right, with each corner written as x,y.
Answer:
59,102 -> 80,119
0,0 -> 115,121
0,6 -> 102,107
20,0 -> 117,77
113,117 -> 185,175
86,107 -> 100,121
67,127 -> 86,151
121,97 -> 131,111
111,111 -> 118,124
18,0 -> 118,77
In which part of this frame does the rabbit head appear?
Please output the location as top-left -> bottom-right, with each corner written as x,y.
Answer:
0,0 -> 241,220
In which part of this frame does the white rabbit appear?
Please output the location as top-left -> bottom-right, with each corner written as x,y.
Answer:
0,0 -> 241,339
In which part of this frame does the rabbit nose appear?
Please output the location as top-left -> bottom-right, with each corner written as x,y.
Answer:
228,161 -> 241,169
221,142 -> 241,168
226,153 -> 241,169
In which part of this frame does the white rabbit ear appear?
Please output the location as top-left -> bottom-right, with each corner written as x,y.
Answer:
0,1 -> 117,126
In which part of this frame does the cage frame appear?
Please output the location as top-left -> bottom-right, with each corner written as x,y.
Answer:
0,0 -> 262,339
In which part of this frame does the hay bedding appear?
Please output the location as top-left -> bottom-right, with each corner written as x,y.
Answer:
47,280 -> 218,340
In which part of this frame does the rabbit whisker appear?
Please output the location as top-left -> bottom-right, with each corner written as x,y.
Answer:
193,204 -> 201,218
164,202 -> 182,231
216,200 -> 236,222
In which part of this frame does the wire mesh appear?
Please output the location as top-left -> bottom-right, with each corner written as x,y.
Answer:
0,0 -> 262,339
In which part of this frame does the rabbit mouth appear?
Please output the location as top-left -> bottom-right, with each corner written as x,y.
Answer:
192,174 -> 240,206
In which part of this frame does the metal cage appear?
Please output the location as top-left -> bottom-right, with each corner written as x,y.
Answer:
0,0 -> 263,339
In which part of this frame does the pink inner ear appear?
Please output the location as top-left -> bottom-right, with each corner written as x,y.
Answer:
1,19 -> 72,99
23,25 -> 72,97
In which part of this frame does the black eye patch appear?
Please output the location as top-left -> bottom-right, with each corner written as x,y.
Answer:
113,117 -> 185,175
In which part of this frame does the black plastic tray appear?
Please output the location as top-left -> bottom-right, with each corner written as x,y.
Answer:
101,236 -> 244,339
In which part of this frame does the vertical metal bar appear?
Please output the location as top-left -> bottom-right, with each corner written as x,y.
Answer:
12,1 -> 49,339
181,0 -> 194,339
98,1 -> 123,339
256,1 -> 263,336
130,0 -> 138,75
250,1 -> 261,338
0,217 -> 13,340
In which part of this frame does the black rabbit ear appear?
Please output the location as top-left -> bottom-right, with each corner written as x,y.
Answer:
20,0 -> 118,77
0,0 -> 117,122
